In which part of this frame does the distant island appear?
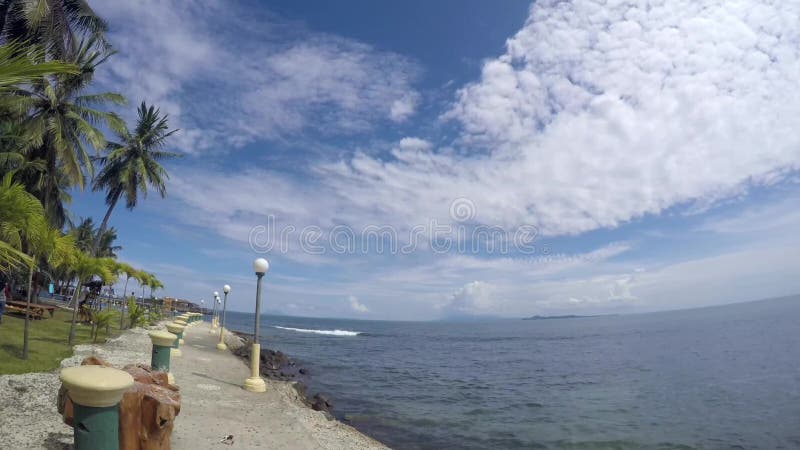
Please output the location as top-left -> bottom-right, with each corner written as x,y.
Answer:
523,314 -> 605,320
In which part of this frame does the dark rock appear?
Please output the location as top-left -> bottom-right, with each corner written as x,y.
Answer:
311,393 -> 333,412
228,339 -> 331,414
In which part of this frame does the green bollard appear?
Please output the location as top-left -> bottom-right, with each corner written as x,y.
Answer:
60,366 -> 134,450
167,322 -> 185,357
149,330 -> 177,384
174,321 -> 187,344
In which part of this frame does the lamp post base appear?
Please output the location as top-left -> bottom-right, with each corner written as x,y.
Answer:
216,342 -> 228,350
243,342 -> 266,392
243,376 -> 266,392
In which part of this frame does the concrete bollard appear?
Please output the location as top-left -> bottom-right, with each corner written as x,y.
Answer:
166,322 -> 186,357
149,330 -> 177,385
59,366 -> 134,450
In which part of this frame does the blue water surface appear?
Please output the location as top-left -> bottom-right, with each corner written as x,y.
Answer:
223,296 -> 800,449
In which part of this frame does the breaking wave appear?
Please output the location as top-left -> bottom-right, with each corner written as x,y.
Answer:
274,326 -> 362,336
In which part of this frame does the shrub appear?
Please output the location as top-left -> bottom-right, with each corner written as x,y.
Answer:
90,310 -> 114,343
127,298 -> 147,328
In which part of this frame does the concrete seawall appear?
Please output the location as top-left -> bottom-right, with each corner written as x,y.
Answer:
0,321 -> 387,449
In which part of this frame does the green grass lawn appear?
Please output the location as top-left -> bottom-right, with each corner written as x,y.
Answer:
0,307 -> 123,375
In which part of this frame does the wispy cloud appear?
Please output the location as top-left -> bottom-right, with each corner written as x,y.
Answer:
97,1 -> 800,318
92,0 -> 421,153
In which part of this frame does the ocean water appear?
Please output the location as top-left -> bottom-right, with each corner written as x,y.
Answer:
223,296 -> 800,449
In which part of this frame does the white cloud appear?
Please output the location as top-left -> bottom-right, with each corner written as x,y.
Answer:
122,1 -> 800,318
149,1 -> 800,237
389,93 -> 419,122
92,0 -> 420,152
397,137 -> 433,152
440,281 -> 499,316
348,295 -> 369,313
699,197 -> 800,235
318,0 -> 800,235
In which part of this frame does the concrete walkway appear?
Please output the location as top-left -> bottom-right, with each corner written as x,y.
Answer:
171,322 -> 386,450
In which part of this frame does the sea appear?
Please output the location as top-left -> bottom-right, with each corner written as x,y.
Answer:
223,295 -> 800,449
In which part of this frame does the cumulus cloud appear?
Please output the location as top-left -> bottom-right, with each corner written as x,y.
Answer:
348,295 -> 369,313
126,1 -> 800,318
164,1 -> 800,236
441,281 -> 499,316
323,0 -> 800,235
92,0 -> 420,152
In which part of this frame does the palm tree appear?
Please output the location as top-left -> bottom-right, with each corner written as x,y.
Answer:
134,270 -> 151,306
66,250 -> 112,345
94,226 -> 120,257
0,40 -> 77,89
21,215 -> 73,357
0,0 -> 107,60
1,41 -> 76,178
66,216 -> 93,249
15,35 -> 124,226
148,275 -> 163,299
114,261 -> 134,329
0,173 -> 37,270
66,216 -> 120,256
91,102 -> 179,255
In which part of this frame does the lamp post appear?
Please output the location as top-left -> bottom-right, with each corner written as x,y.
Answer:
243,258 -> 268,392
211,292 -> 219,329
214,291 -> 219,323
216,284 -> 231,350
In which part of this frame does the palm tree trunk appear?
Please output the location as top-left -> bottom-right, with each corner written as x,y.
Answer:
120,275 -> 130,329
23,267 -> 34,359
91,190 -> 121,257
67,277 -> 83,346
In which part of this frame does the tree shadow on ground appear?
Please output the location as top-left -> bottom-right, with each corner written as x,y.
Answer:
44,431 -> 73,449
1,343 -> 21,355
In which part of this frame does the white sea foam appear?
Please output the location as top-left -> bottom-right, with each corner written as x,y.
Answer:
274,326 -> 362,336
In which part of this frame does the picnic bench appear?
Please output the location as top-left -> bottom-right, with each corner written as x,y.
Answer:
4,300 -> 56,319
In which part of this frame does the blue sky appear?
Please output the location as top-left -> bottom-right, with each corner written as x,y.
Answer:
69,0 -> 800,319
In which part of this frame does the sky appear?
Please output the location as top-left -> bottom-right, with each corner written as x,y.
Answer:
67,0 -> 800,320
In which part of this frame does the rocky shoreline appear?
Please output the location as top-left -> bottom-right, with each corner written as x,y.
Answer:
228,330 -> 335,414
